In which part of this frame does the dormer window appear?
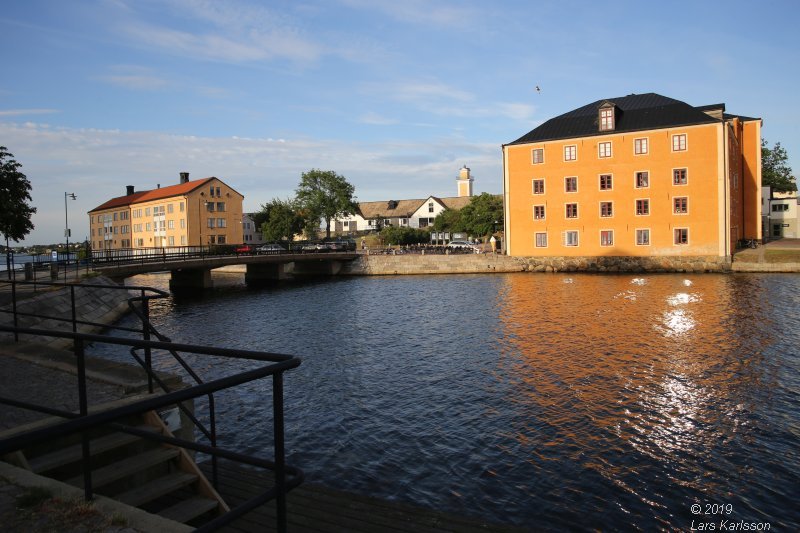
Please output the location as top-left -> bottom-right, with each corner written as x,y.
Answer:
599,106 -> 615,131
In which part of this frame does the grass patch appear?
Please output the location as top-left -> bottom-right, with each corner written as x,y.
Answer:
15,486 -> 53,509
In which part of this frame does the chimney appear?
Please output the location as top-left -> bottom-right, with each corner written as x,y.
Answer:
126,185 -> 135,195
157,184 -> 161,189
180,172 -> 190,184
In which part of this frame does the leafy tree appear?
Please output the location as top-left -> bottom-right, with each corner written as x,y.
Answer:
295,169 -> 357,239
259,198 -> 304,242
432,208 -> 466,233
459,193 -> 503,238
0,147 -> 36,254
762,139 -> 796,193
380,226 -> 429,245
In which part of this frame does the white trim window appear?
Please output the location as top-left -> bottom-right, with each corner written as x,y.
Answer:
634,137 -> 648,155
532,148 -> 544,164
563,230 -> 579,247
674,197 -> 688,214
636,229 -> 650,246
535,232 -> 548,248
674,228 -> 689,245
565,203 -> 578,219
532,179 -> 545,195
598,141 -> 612,158
564,145 -> 577,161
600,201 -> 613,218
673,168 -> 688,185
600,174 -> 613,191
636,199 -> 650,216
565,176 -> 578,193
600,230 -> 614,247
599,107 -> 614,131
533,205 -> 546,220
672,133 -> 687,152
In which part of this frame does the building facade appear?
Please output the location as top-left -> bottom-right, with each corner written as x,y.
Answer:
762,187 -> 798,239
502,93 -> 761,258
88,173 -> 244,250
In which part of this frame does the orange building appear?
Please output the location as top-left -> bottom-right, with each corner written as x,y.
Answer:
502,93 -> 761,258
88,173 -> 244,250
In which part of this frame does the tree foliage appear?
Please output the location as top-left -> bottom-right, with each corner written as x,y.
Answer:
762,139 -> 796,193
295,169 -> 357,239
431,208 -> 466,233
0,147 -> 36,243
258,198 -> 304,242
380,226 -> 429,245
458,193 -> 503,238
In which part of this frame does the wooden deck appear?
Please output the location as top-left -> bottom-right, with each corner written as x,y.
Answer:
199,461 -> 529,533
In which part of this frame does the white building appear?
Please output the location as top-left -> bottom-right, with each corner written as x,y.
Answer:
242,213 -> 266,245
761,187 -> 798,239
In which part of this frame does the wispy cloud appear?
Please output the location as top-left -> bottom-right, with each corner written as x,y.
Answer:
0,109 -> 59,117
94,66 -> 171,91
340,0 -> 480,30
1,120 -> 501,244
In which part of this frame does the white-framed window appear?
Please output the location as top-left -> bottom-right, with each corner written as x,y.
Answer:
167,204 -> 174,214
532,148 -> 544,164
217,218 -> 226,228
672,133 -> 687,151
532,179 -> 545,195
600,230 -> 614,247
634,137 -> 648,155
208,218 -> 215,228
217,202 -> 226,212
673,168 -> 688,185
168,236 -> 175,246
563,230 -> 579,247
598,141 -> 612,158
533,205 -> 546,220
772,203 -> 790,212
181,236 -> 186,245
674,197 -> 688,214
564,145 -> 577,161
145,222 -> 151,231
600,201 -> 613,218
180,202 -> 185,212
168,220 -> 175,229
600,174 -> 613,190
599,107 -> 614,131
636,199 -> 650,216
180,219 -> 185,229
674,228 -> 689,245
565,203 -> 578,219
218,234 -> 226,244
428,202 -> 434,213
565,176 -> 578,193
535,232 -> 548,248
636,229 -> 650,246
635,171 -> 649,188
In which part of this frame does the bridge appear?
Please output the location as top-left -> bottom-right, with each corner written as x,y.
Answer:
91,249 -> 359,290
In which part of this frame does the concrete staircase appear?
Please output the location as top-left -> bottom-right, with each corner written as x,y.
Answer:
3,407 -> 228,528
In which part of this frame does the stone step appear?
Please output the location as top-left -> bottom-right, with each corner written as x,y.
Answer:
116,471 -> 198,507
66,447 -> 180,489
158,496 -> 219,523
28,426 -> 157,474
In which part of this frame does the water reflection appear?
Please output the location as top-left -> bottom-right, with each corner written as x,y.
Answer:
99,272 -> 800,530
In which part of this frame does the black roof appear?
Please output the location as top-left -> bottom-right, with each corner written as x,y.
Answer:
507,93 -> 756,145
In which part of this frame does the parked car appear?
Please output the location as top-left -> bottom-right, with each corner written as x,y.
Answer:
256,243 -> 286,254
234,245 -> 253,254
301,242 -> 327,252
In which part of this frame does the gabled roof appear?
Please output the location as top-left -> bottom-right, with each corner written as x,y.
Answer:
89,178 -> 215,212
507,93 -> 729,145
354,195 -> 494,220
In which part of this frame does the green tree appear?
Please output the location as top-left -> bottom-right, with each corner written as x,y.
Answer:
259,198 -> 304,242
459,193 -> 503,238
762,139 -> 796,193
380,226 -> 429,245
0,147 -> 36,261
295,169 -> 357,239
431,208 -> 465,233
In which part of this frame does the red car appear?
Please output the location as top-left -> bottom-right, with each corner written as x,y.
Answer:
234,245 -> 253,254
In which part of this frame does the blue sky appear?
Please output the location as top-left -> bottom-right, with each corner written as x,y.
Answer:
2,0 -> 798,245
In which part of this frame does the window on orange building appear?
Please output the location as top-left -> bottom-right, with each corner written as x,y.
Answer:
565,176 -> 578,192
636,199 -> 650,216
600,174 -> 613,190
635,171 -> 649,188
636,229 -> 650,246
672,134 -> 687,151
674,197 -> 688,214
600,202 -> 613,217
533,205 -> 546,220
598,142 -> 612,158
565,203 -> 578,219
634,138 -> 648,155
564,145 -> 577,161
532,148 -> 544,164
600,230 -> 614,246
535,232 -> 548,248
532,179 -> 545,194
673,168 -> 688,185
674,228 -> 689,245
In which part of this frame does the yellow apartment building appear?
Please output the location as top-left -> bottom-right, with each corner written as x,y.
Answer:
502,93 -> 761,259
88,173 -> 244,250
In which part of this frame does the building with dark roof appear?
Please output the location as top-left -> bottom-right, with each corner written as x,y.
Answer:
88,173 -> 244,250
502,93 -> 761,259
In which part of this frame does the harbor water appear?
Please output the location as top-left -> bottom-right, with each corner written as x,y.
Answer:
92,271 -> 800,530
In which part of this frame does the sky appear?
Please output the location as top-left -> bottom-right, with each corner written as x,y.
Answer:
1,0 -> 799,245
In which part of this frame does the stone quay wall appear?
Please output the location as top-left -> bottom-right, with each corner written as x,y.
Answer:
341,253 -> 732,275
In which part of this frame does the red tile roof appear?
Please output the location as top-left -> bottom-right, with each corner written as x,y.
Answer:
89,178 -> 214,212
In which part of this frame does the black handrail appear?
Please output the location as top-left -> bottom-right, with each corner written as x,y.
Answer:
0,280 -> 303,532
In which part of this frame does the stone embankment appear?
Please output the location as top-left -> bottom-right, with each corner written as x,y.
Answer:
340,253 -> 732,275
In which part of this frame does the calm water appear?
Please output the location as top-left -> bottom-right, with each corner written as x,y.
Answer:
92,272 -> 800,531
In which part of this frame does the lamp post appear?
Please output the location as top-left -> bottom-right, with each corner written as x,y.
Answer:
64,192 -> 76,282
199,196 -> 208,255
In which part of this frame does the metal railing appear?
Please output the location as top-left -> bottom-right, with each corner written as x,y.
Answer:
0,279 -> 303,532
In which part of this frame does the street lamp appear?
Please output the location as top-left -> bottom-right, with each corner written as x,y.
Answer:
199,196 -> 208,253
64,192 -> 76,282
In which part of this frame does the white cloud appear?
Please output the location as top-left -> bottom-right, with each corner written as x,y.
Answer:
340,0 -> 480,30
0,121 -> 502,244
94,66 -> 171,91
0,109 -> 59,117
